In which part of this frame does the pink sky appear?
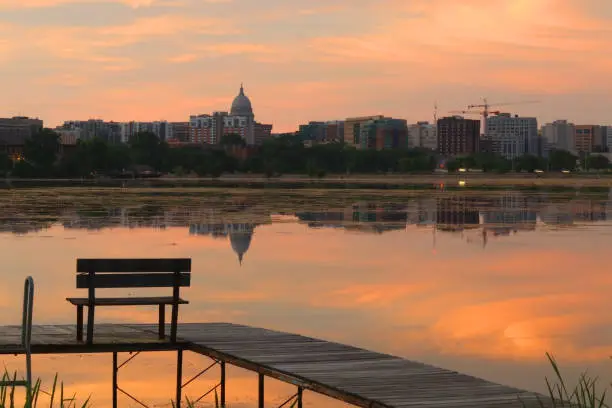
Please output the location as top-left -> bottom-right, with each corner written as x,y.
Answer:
0,0 -> 611,131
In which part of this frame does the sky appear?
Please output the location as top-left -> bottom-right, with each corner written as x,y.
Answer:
1,0 -> 612,132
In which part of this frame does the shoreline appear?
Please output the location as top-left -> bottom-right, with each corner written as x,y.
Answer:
2,173 -> 612,188
212,173 -> 612,187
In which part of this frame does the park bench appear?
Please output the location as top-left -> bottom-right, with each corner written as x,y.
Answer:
66,258 -> 191,344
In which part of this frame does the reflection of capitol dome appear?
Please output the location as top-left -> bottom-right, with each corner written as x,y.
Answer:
230,84 -> 253,116
230,231 -> 253,265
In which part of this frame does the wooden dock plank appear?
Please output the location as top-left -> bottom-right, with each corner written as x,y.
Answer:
161,323 -> 548,408
0,322 -> 551,408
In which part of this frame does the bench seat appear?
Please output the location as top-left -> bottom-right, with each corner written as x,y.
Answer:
67,297 -> 189,306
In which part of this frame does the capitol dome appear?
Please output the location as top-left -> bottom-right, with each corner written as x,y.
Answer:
230,84 -> 254,116
230,229 -> 253,265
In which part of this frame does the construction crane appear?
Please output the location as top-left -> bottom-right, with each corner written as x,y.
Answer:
452,98 -> 539,137
449,110 -> 501,116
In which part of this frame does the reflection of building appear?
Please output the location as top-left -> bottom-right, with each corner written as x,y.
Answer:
480,192 -> 537,232
190,223 -> 257,264
405,198 -> 437,226
572,200 -> 607,222
606,188 -> 612,220
296,203 -> 408,234
436,196 -> 480,232
538,203 -> 574,226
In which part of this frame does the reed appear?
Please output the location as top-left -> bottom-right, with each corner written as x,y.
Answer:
523,353 -> 609,408
0,371 -> 90,408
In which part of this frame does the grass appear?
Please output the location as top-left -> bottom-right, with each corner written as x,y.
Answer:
0,371 -> 90,408
523,353 -> 609,408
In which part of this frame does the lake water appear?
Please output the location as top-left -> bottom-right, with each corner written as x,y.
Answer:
1,184 -> 611,407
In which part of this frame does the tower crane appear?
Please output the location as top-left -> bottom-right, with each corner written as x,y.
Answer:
451,98 -> 539,137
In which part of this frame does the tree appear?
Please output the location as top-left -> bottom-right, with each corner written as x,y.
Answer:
514,154 -> 544,173
0,152 -> 12,175
548,149 -> 578,171
129,132 -> 168,170
22,128 -> 61,175
587,154 -> 610,171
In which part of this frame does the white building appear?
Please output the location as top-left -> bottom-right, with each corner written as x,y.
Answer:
485,114 -> 538,159
541,120 -> 576,156
56,129 -> 80,145
407,122 -> 437,150
120,121 -> 169,143
61,120 -> 121,143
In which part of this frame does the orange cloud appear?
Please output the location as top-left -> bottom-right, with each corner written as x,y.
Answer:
2,0 -> 612,133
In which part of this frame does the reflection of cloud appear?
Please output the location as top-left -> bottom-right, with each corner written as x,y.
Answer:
1,190 -> 612,398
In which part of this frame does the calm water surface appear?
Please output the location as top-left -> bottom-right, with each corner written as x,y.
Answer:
1,186 -> 612,407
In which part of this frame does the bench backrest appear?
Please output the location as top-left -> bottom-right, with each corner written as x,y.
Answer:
76,258 -> 191,289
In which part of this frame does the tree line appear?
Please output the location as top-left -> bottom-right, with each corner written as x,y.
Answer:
0,129 -> 610,178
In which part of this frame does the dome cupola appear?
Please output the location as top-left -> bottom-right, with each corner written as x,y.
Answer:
230,83 -> 253,116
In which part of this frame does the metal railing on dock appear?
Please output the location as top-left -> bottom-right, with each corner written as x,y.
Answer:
0,277 -> 34,395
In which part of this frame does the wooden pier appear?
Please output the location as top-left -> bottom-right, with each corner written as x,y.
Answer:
0,322 -> 550,408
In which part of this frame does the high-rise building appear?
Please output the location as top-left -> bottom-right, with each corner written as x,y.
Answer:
485,114 -> 538,159
541,120 -> 575,156
607,127 -> 612,153
0,117 -> 43,160
436,116 -> 480,156
592,126 -> 607,152
574,125 -> 601,153
344,115 -> 386,149
408,122 -> 437,150
61,119 -> 121,142
356,118 -> 408,150
120,121 -> 169,143
190,112 -> 225,144
254,123 -> 273,145
168,122 -> 190,142
299,121 -> 344,144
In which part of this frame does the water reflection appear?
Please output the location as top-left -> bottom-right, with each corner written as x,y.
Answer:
3,189 -> 612,250
1,187 -> 612,406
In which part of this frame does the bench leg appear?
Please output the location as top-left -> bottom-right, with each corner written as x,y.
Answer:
86,305 -> 95,344
171,303 -> 179,343
76,305 -> 84,342
158,305 -> 165,339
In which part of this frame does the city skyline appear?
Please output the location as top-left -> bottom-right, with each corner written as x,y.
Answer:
1,1 -> 611,131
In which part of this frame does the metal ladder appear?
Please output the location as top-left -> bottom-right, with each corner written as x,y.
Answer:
0,277 -> 34,396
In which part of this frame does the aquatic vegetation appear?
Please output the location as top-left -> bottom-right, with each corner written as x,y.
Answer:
524,353 -> 608,408
0,371 -> 90,408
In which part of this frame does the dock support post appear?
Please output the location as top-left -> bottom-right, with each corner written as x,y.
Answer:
258,373 -> 264,408
112,352 -> 118,408
297,387 -> 302,408
220,361 -> 226,407
176,350 -> 183,408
